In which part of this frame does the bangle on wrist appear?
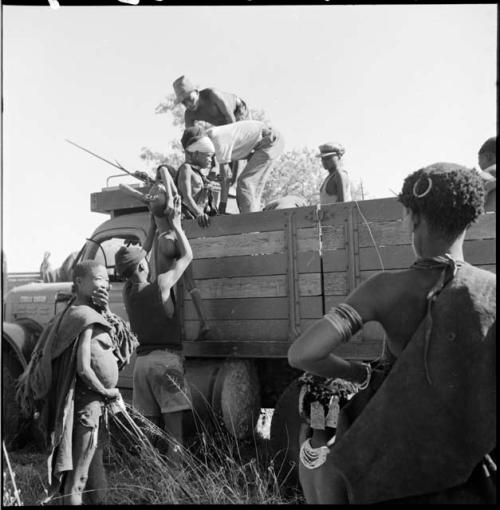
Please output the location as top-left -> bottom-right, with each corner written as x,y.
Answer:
357,363 -> 372,391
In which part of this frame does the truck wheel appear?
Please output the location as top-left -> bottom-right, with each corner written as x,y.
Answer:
184,359 -> 261,442
2,347 -> 24,448
215,359 -> 261,440
269,378 -> 309,488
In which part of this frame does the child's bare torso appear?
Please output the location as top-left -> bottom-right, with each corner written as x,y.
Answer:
90,326 -> 119,389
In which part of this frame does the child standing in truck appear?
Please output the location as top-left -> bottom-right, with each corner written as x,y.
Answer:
176,132 -> 219,228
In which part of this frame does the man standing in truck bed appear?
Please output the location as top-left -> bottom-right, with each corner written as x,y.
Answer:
317,142 -> 352,204
115,196 -> 193,465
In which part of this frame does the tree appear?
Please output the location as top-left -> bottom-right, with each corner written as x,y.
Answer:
261,148 -> 366,206
142,93 -> 367,204
140,141 -> 183,173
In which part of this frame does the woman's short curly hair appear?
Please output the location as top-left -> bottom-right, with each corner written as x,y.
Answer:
398,162 -> 485,239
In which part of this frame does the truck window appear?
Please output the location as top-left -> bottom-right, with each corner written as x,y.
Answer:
84,236 -> 144,282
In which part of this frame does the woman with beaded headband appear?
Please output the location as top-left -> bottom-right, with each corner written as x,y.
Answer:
288,162 -> 496,504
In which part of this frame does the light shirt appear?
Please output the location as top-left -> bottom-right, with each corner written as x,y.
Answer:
207,120 -> 265,164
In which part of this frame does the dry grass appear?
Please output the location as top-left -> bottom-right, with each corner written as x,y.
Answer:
3,404 -> 303,506
2,449 -> 47,506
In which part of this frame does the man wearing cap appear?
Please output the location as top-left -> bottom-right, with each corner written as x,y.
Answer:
182,120 -> 285,213
173,75 -> 250,128
115,196 -> 193,464
477,136 -> 496,211
317,142 -> 352,205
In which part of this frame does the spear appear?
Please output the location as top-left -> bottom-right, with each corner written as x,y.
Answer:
65,139 -> 152,184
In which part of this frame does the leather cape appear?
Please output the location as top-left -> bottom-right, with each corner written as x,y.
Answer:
331,263 -> 496,503
17,304 -> 111,496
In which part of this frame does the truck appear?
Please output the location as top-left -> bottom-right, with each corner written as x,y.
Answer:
3,179 -> 496,481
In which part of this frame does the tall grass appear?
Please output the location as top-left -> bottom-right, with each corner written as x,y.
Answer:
103,403 -> 300,505
3,401 -> 303,505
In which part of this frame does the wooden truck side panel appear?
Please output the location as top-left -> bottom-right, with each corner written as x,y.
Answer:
88,188 -> 496,362
180,197 -> 496,360
181,206 -> 323,358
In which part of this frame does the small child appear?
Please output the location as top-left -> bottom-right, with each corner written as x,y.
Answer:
120,165 -> 179,272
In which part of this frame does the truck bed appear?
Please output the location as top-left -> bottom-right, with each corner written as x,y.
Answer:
176,197 -> 496,359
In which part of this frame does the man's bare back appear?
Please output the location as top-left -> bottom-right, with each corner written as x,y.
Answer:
185,88 -> 241,127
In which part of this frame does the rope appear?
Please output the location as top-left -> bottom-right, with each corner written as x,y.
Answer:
353,199 -> 385,273
411,254 -> 461,384
311,199 -> 388,379
315,200 -> 386,272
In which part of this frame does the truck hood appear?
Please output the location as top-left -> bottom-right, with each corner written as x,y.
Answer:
4,282 -> 73,327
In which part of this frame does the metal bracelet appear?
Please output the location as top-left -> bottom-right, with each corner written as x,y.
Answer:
357,363 -> 372,391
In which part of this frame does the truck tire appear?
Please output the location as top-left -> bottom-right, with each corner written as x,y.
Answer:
269,378 -> 309,488
215,359 -> 261,440
184,358 -> 261,441
2,347 -> 24,448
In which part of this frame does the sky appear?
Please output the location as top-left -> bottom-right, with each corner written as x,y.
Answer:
2,4 -> 497,271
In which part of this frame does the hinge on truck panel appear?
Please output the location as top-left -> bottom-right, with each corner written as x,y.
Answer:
315,204 -> 326,316
352,207 -> 361,287
285,212 -> 301,342
345,205 -> 358,294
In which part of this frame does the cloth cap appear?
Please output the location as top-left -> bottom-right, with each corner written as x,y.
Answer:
316,142 -> 345,158
173,75 -> 196,104
187,136 -> 216,154
115,246 -> 146,277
